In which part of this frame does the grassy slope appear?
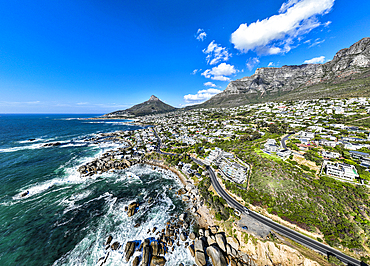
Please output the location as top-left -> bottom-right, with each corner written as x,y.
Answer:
188,69 -> 370,109
207,137 -> 370,260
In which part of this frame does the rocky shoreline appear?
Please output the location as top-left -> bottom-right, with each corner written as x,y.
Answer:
98,182 -> 256,266
70,136 -> 258,266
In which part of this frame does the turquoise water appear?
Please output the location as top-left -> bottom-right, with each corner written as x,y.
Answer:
0,115 -> 193,266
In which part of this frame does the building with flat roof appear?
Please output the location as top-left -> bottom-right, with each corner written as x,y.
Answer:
324,161 -> 359,180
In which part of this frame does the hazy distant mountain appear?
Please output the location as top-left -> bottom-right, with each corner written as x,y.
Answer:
191,37 -> 370,108
104,95 -> 176,117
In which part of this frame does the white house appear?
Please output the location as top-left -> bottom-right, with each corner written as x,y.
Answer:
322,151 -> 340,159
324,161 -> 359,180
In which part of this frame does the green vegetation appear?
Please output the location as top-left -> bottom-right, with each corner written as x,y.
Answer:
202,137 -> 370,252
197,175 -> 231,221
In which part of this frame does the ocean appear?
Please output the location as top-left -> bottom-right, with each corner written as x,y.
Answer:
0,114 -> 194,266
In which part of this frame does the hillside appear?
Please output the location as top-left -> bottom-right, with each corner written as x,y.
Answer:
193,37 -> 370,109
104,95 -> 176,117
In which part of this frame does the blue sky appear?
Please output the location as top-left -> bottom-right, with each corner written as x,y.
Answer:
0,0 -> 369,113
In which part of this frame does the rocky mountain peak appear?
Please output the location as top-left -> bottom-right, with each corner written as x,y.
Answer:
193,37 -> 370,109
149,95 -> 160,101
333,37 -> 370,61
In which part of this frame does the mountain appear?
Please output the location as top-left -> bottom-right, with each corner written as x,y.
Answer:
194,37 -> 370,108
104,95 -> 176,117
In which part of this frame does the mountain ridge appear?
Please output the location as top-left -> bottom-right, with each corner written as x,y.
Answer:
191,37 -> 370,108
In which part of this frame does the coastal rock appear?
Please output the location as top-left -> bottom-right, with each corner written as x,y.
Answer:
105,235 -> 113,246
231,247 -> 238,258
127,202 -> 139,217
141,246 -> 151,266
20,191 -> 29,197
151,241 -> 159,256
206,245 -> 227,266
133,256 -> 140,266
42,142 -> 62,147
177,188 -> 187,195
150,255 -> 166,266
195,251 -> 207,266
188,245 -> 195,257
204,229 -> 211,237
226,244 -> 232,255
207,235 -> 217,246
215,233 -> 227,252
111,241 -> 120,250
189,232 -> 196,240
199,228 -> 204,237
227,237 -> 240,250
179,213 -> 187,221
194,238 -> 205,252
125,241 -> 136,262
180,232 -> 187,241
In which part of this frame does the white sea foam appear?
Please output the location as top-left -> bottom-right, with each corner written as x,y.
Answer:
52,166 -> 195,266
18,137 -> 55,144
0,143 -> 45,153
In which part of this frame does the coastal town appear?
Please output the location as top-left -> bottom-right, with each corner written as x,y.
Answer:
77,97 -> 370,266
140,97 -> 370,186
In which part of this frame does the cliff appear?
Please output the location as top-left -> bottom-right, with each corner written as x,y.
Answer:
197,37 -> 370,108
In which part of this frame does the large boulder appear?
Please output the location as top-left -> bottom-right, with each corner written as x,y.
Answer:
141,246 -> 151,266
195,251 -> 207,266
215,233 -> 227,252
111,241 -> 120,250
125,241 -> 136,262
206,245 -> 227,266
127,202 -> 139,217
194,238 -> 205,252
151,241 -> 159,256
133,256 -> 140,266
188,245 -> 195,257
189,232 -> 196,240
226,244 -> 232,255
207,235 -> 216,246
179,232 -> 187,241
150,255 -> 166,266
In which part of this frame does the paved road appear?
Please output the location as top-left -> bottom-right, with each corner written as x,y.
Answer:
152,127 -> 364,265
281,132 -> 304,157
281,133 -> 294,149
207,166 -> 364,266
152,127 -> 176,156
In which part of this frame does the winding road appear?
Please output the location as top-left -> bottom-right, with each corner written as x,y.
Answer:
207,166 -> 363,266
152,127 -> 364,265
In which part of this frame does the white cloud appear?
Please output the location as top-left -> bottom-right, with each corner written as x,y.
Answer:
195,29 -> 207,41
202,63 -> 237,81
203,41 -> 231,65
184,88 -> 222,104
246,57 -> 260,71
204,82 -> 217,87
304,55 -> 325,64
191,69 -> 201,75
268,62 -> 275,67
231,0 -> 334,54
309,38 -> 325,47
